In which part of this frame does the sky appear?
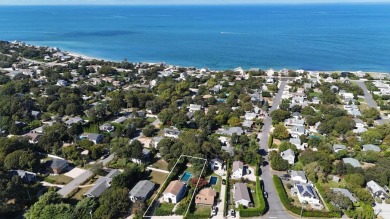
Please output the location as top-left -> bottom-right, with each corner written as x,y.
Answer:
1,0 -> 390,5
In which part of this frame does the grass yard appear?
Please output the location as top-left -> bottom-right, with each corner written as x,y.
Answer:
191,205 -> 211,215
69,186 -> 93,200
149,170 -> 169,186
44,174 -> 73,185
309,92 -> 322,98
147,117 -> 157,123
152,159 -> 169,171
247,183 -> 260,208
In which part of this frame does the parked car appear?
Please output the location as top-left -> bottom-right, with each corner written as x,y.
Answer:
211,206 -> 218,216
222,179 -> 226,185
264,191 -> 268,198
230,209 -> 236,218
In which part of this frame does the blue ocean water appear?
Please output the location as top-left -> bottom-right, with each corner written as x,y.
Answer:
0,4 -> 390,71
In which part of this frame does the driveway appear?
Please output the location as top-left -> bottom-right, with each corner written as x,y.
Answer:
355,81 -> 387,125
64,167 -> 87,178
258,80 -> 296,219
374,202 -> 390,219
214,173 -> 227,219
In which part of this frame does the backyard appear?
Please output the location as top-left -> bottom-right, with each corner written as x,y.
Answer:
44,174 -> 73,185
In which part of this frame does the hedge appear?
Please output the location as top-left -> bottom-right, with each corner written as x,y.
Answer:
272,175 -> 341,218
268,134 -> 273,148
184,213 -> 210,219
239,169 -> 267,217
224,159 -> 230,217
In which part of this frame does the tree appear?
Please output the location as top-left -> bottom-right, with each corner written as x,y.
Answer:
4,150 -> 39,171
142,124 -> 157,137
111,165 -> 144,189
25,191 -> 63,219
130,140 -> 144,160
94,188 -> 130,219
73,198 -> 97,219
189,178 -> 208,188
345,173 -> 365,189
228,116 -> 241,127
279,141 -> 298,154
273,124 -> 290,140
270,110 -> 291,124
362,108 -> 380,121
171,112 -> 188,129
270,151 -> 289,171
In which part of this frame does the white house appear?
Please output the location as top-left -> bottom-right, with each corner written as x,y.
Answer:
164,127 -> 181,138
188,104 -> 202,112
291,170 -> 308,183
367,180 -> 389,200
162,180 -> 186,204
210,158 -> 224,171
281,149 -> 295,165
293,183 -> 320,204
99,123 -> 114,132
232,161 -> 244,179
244,112 -> 257,121
234,183 -> 252,207
289,138 -> 307,150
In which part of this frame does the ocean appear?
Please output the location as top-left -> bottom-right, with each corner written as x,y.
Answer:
0,4 -> 390,71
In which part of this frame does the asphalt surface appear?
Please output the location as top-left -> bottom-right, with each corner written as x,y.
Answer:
258,80 -> 296,219
355,81 -> 387,125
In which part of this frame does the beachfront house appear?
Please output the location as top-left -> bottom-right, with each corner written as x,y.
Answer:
129,180 -> 155,202
233,183 -> 252,207
162,180 -> 186,204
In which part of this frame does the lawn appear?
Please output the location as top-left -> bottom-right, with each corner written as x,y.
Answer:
69,186 -> 92,200
248,183 -> 260,208
147,117 -> 157,123
152,159 -> 169,171
149,170 -> 169,186
191,205 -> 211,215
309,92 -> 322,98
154,203 -> 175,216
44,174 -> 73,185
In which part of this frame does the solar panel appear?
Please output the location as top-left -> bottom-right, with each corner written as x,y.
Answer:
297,185 -> 304,193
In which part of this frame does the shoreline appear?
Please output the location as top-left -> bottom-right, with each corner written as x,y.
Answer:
12,40 -> 390,75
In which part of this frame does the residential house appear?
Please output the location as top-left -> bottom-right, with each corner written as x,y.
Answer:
31,110 -> 41,119
289,138 -> 307,150
232,161 -> 244,179
311,97 -> 320,104
210,158 -> 224,171
50,158 -> 69,174
9,170 -> 37,183
56,80 -> 69,86
293,183 -> 320,204
244,112 -> 257,121
84,169 -> 121,198
151,136 -> 164,149
99,123 -> 115,132
131,148 -> 151,164
242,120 -> 254,129
64,116 -> 85,126
343,158 -> 361,168
280,149 -> 295,165
164,127 -> 181,138
129,180 -> 155,202
195,188 -> 216,206
79,133 -> 103,144
331,188 -> 357,203
24,132 -> 42,144
362,144 -> 381,152
216,127 -> 244,136
333,144 -> 347,153
284,117 -> 305,127
233,183 -> 252,207
291,170 -> 308,184
289,125 -> 306,138
188,104 -> 202,112
163,180 -> 187,203
367,180 -> 389,199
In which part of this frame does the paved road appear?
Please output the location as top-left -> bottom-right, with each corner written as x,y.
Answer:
214,173 -> 227,219
258,80 -> 296,219
355,81 -> 387,125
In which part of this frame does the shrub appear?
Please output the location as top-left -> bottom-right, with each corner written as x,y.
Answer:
239,170 -> 267,217
268,134 -> 273,148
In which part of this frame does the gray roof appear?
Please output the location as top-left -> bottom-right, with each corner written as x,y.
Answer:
343,158 -> 361,168
50,158 -> 68,169
333,144 -> 347,152
281,149 -> 295,158
234,183 -> 251,202
129,180 -> 155,199
242,120 -> 254,128
105,169 -> 121,178
289,138 -> 301,145
290,125 -> 305,134
367,180 -> 387,194
363,144 -> 381,152
84,169 -> 121,198
291,170 -> 307,181
232,161 -> 244,173
331,188 -> 357,203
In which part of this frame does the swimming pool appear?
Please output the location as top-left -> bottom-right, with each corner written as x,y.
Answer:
209,176 -> 218,185
180,172 -> 192,182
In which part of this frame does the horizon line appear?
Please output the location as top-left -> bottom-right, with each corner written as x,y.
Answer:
1,2 -> 390,6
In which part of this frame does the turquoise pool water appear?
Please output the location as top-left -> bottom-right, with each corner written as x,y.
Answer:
209,176 -> 218,185
180,172 -> 192,182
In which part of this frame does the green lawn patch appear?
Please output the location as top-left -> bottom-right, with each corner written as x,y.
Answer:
69,186 -> 93,200
149,170 -> 169,186
44,174 -> 73,185
152,159 -> 169,171
154,203 -> 175,216
147,117 -> 157,123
